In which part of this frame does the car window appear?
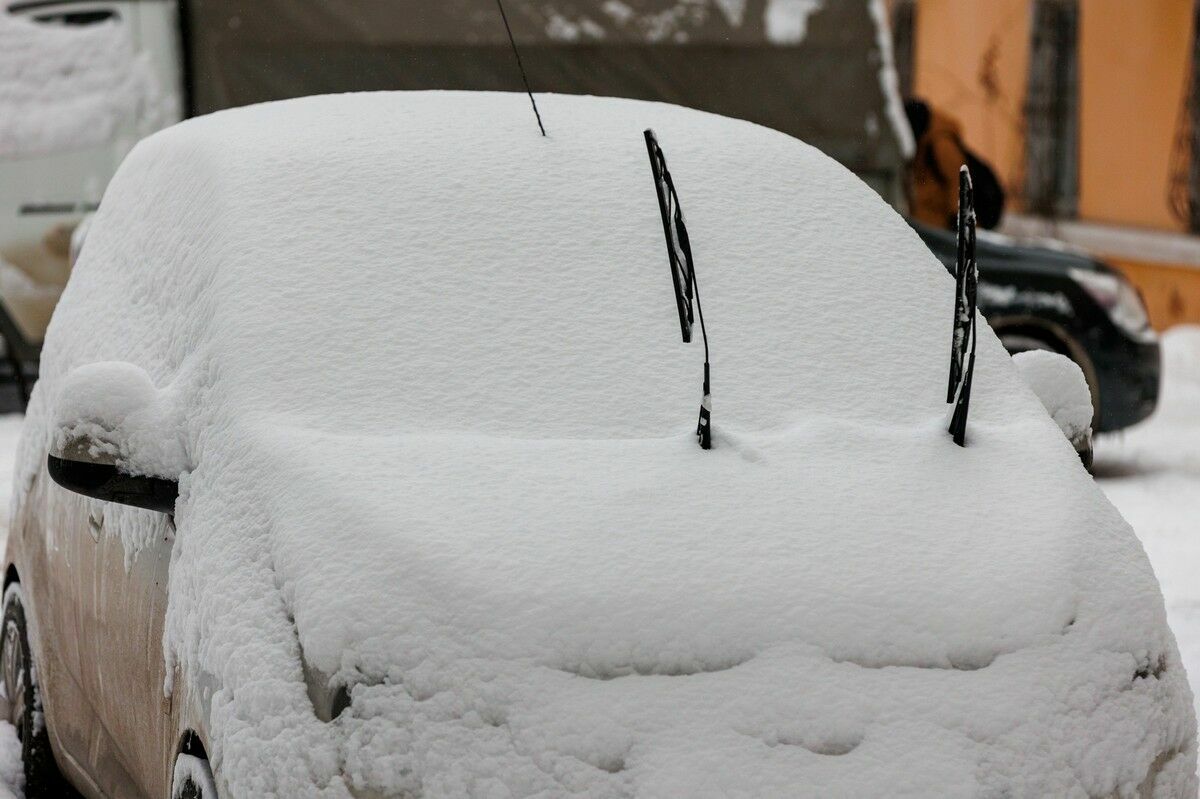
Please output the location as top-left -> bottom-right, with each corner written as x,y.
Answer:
6,0 -> 119,25
31,9 -> 117,25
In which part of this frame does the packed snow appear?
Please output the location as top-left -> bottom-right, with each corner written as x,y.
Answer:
1096,326 -> 1200,725
0,722 -> 20,799
1012,350 -> 1093,445
0,415 -> 26,799
10,92 -> 1197,796
52,360 -> 188,478
0,10 -> 176,158
173,752 -> 218,799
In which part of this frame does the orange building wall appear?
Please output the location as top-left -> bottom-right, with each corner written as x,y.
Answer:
912,0 -> 1195,233
1078,2 -> 1192,232
908,0 -> 1200,330
911,0 -> 1031,199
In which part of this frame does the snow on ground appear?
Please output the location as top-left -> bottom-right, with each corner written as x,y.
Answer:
1096,326 -> 1200,723
0,415 -> 24,798
0,722 -> 20,799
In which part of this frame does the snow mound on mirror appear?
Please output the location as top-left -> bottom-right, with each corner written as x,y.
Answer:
52,361 -> 188,479
15,92 -> 1196,797
1012,350 -> 1094,443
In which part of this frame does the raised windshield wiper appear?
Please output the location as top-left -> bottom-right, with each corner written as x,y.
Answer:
644,129 -> 712,450
948,166 -> 979,447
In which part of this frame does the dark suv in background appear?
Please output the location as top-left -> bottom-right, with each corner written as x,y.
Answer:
912,220 -> 1160,433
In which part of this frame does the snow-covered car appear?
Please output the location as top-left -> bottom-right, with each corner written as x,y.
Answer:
3,92 -> 1195,798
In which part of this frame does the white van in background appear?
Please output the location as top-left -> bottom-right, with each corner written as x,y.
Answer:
0,0 -> 181,400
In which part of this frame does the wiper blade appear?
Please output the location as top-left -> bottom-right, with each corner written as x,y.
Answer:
644,129 -> 712,450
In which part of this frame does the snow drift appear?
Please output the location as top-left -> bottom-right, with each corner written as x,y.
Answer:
16,92 -> 1195,796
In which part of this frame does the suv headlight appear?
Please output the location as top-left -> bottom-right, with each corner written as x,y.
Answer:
1067,267 -> 1155,341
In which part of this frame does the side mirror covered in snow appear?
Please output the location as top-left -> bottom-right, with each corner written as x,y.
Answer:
46,362 -> 183,514
1012,350 -> 1095,470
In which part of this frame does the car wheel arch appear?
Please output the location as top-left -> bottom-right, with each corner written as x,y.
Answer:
177,728 -> 208,760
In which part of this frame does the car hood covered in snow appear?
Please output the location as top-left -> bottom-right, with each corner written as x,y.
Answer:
18,92 -> 1196,796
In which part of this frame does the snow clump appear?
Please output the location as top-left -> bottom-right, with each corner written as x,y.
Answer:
51,360 -> 187,479
1012,349 -> 1094,444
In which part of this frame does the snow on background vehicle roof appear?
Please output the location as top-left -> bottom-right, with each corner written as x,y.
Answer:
543,0 -> 824,44
0,10 -> 176,159
535,0 -> 914,157
16,92 -> 1195,795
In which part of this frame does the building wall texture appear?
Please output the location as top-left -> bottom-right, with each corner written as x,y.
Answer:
908,0 -> 1200,329
1078,1 -> 1192,231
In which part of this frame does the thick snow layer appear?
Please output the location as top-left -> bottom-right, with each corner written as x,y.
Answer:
16,92 -> 1196,796
0,11 -> 176,158
173,753 -> 217,799
0,723 -> 18,799
52,360 -> 188,478
1012,350 -> 1093,443
1097,326 -> 1200,725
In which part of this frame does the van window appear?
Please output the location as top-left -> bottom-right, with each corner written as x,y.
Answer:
31,9 -> 118,25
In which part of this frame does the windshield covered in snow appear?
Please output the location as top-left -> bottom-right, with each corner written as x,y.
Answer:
71,93 -> 967,440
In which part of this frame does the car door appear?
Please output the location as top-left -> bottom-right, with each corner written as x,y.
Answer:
83,505 -> 177,799
23,472 -> 108,787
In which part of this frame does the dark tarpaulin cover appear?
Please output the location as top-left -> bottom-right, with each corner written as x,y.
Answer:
183,0 -> 904,196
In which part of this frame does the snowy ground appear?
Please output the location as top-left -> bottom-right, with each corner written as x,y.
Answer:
0,330 -> 1191,795
0,411 -> 26,798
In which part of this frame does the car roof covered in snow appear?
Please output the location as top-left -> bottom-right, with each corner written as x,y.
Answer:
63,91 -> 1003,439
24,93 -> 1195,796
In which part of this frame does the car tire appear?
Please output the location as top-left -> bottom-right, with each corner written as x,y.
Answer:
172,753 -> 217,799
999,332 -> 1060,356
0,584 -> 71,798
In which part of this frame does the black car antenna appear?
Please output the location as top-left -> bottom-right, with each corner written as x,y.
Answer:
494,0 -> 546,137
